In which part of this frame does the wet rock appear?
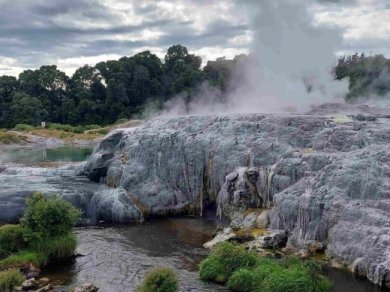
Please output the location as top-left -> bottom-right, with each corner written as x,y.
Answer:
305,240 -> 326,254
258,230 -> 288,249
38,278 -> 50,284
73,282 -> 99,292
204,227 -> 235,249
21,278 -> 38,290
256,210 -> 270,229
36,284 -> 53,292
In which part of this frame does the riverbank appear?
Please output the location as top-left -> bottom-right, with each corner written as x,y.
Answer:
0,119 -> 142,149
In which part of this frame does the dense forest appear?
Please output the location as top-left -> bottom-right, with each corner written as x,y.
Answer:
0,45 -> 389,128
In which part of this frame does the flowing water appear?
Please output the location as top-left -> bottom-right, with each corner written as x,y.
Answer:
0,146 -> 388,291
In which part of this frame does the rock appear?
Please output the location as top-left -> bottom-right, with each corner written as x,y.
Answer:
13,286 -> 22,291
258,230 -> 288,249
256,210 -> 270,229
73,282 -> 99,292
204,228 -> 235,249
21,278 -> 38,290
305,240 -> 326,254
39,278 -> 50,284
36,284 -> 53,292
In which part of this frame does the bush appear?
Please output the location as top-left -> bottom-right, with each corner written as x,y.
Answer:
13,124 -> 34,131
83,124 -> 101,131
21,193 -> 81,243
137,267 -> 178,292
0,251 -> 47,270
0,225 -> 25,258
226,269 -> 254,292
0,131 -> 24,144
0,269 -> 24,292
199,242 -> 258,284
88,128 -> 109,135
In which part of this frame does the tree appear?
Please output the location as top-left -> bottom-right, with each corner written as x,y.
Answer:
11,92 -> 47,126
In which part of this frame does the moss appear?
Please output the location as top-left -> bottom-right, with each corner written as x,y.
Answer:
0,269 -> 24,292
0,225 -> 25,258
137,267 -> 179,292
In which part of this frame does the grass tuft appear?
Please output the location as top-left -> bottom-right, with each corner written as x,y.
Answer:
137,267 -> 179,292
0,269 -> 24,292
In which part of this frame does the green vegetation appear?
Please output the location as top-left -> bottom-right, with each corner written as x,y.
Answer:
0,251 -> 47,270
137,267 -> 179,292
0,193 -> 81,271
0,130 -> 25,144
0,225 -> 25,258
0,269 -> 24,292
199,242 -> 332,292
199,242 -> 258,284
13,124 -> 34,131
335,53 -> 390,100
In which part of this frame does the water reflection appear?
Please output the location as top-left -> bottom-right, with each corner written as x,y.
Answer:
0,146 -> 92,166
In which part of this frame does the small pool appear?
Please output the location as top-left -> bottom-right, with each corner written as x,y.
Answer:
0,146 -> 93,166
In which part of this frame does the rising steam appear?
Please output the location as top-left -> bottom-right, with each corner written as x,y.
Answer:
162,0 -> 351,116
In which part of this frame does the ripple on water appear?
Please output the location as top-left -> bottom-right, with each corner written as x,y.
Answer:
42,217 -> 227,292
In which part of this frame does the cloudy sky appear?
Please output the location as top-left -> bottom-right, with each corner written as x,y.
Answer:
0,0 -> 388,77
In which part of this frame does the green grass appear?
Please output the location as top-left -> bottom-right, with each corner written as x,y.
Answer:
13,124 -> 34,131
0,225 -> 25,258
0,269 -> 24,292
137,267 -> 179,292
226,269 -> 254,292
199,242 -> 258,284
199,243 -> 332,292
30,232 -> 77,260
0,251 -> 47,270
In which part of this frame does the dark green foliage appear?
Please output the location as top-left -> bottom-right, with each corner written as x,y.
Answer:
199,242 -> 258,284
0,45 -> 249,129
13,124 -> 34,131
21,193 -> 81,243
0,225 -> 24,258
226,269 -> 254,292
137,267 -> 179,292
335,53 -> 390,100
0,269 -> 24,292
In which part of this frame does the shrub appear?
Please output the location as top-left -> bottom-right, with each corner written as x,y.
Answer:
21,193 -> 81,243
83,124 -> 101,131
0,131 -> 24,144
226,269 -> 254,292
199,242 -> 258,284
0,269 -> 24,292
0,225 -> 25,258
137,267 -> 178,292
0,251 -> 47,270
88,128 -> 109,135
13,124 -> 34,131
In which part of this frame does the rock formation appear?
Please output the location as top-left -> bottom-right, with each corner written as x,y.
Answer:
82,110 -> 390,287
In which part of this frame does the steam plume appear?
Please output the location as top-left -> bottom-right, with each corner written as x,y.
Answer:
162,0 -> 350,116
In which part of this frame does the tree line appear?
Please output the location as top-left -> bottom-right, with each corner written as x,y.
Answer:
0,45 -> 389,128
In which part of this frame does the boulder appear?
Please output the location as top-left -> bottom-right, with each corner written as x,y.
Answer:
256,210 -> 270,229
73,283 -> 99,292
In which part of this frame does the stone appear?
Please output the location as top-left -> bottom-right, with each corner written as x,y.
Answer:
73,282 -> 99,292
256,210 -> 270,229
39,278 -> 50,284
204,228 -> 235,249
36,284 -> 53,292
21,278 -> 38,290
258,230 -> 288,249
